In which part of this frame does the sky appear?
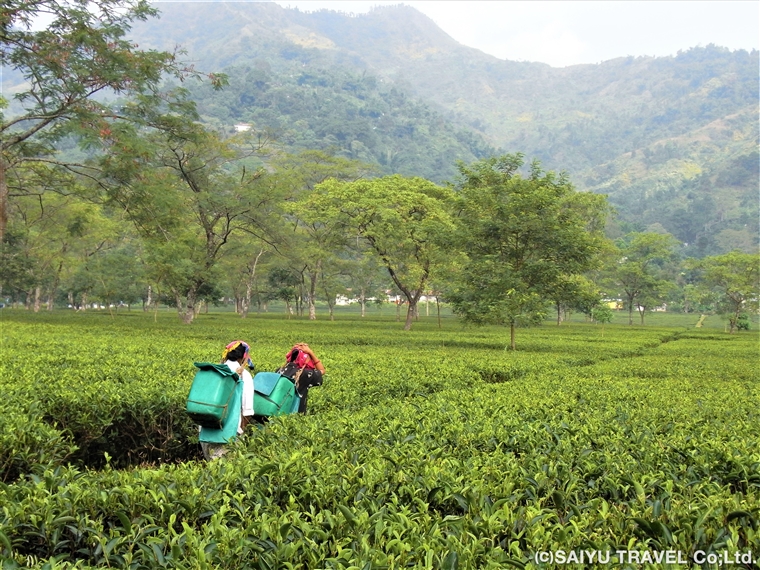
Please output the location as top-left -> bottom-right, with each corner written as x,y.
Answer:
273,1 -> 760,67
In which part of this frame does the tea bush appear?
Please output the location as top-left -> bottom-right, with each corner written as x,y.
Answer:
0,311 -> 757,568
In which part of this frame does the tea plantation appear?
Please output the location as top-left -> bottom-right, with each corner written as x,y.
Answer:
0,311 -> 758,569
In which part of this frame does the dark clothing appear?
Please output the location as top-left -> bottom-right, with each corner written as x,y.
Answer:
277,350 -> 324,415
295,368 -> 322,414
297,390 -> 308,414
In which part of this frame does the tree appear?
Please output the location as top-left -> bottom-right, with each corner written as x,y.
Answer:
591,303 -> 614,336
303,175 -> 454,330
88,242 -> 146,316
319,263 -> 349,321
446,154 -> 610,349
220,240 -> 269,318
267,265 -> 301,317
612,232 -> 679,325
278,150 -> 374,320
693,251 -> 760,333
344,246 -> 388,318
99,112 -> 267,323
0,177 -> 118,310
0,0 -> 198,242
547,274 -> 601,325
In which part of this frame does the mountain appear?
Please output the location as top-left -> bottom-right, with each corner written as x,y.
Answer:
55,3 -> 760,254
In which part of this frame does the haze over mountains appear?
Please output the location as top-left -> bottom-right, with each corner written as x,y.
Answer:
82,2 -> 760,255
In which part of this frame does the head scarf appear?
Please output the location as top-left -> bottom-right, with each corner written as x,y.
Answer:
222,340 -> 253,368
285,346 -> 315,369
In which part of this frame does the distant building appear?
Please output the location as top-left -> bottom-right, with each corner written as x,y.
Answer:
630,304 -> 668,312
234,123 -> 252,132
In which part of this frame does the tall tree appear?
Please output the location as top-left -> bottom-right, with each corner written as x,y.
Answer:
303,175 -> 454,330
219,239 -> 270,318
612,232 -> 679,325
693,251 -> 760,333
548,274 -> 602,325
345,246 -> 389,318
278,150 -> 374,320
0,0 -> 197,242
99,112 -> 267,323
1,174 -> 118,310
447,154 -> 610,349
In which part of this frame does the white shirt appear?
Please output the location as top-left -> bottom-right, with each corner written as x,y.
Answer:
225,360 -> 254,434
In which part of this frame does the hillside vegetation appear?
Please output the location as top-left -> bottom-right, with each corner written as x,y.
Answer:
126,2 -> 759,255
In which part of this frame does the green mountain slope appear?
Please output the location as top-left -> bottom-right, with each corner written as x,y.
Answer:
187,62 -> 497,183
82,3 -> 760,253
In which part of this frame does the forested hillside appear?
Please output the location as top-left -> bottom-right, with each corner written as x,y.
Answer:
186,63 -> 496,183
126,2 -> 759,255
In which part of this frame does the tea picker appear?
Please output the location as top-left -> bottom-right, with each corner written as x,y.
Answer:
186,340 -> 255,460
185,341 -> 325,459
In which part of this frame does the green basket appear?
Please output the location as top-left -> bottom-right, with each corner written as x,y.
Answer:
186,362 -> 239,429
253,372 -> 298,417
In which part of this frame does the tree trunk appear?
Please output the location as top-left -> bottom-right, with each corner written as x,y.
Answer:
145,285 -> 152,312
240,289 -> 249,317
556,301 -> 562,325
177,291 -> 196,324
402,286 -> 425,330
33,286 -> 42,313
360,287 -> 366,317
327,301 -> 335,321
404,301 -> 416,330
242,249 -> 264,319
436,296 -> 441,329
308,267 -> 318,321
395,300 -> 401,322
510,321 -> 516,350
47,259 -> 66,311
0,157 -> 8,243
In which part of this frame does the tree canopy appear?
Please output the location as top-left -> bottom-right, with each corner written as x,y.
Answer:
301,174 -> 454,330
0,0 -> 186,240
446,154 -> 611,348
692,251 -> 760,333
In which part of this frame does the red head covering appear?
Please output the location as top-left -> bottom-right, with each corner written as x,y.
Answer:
285,346 -> 315,369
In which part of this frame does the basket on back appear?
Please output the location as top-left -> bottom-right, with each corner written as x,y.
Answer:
185,362 -> 240,429
252,372 -> 300,418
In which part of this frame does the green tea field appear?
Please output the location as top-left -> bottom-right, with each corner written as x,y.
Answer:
1,311 -> 758,569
